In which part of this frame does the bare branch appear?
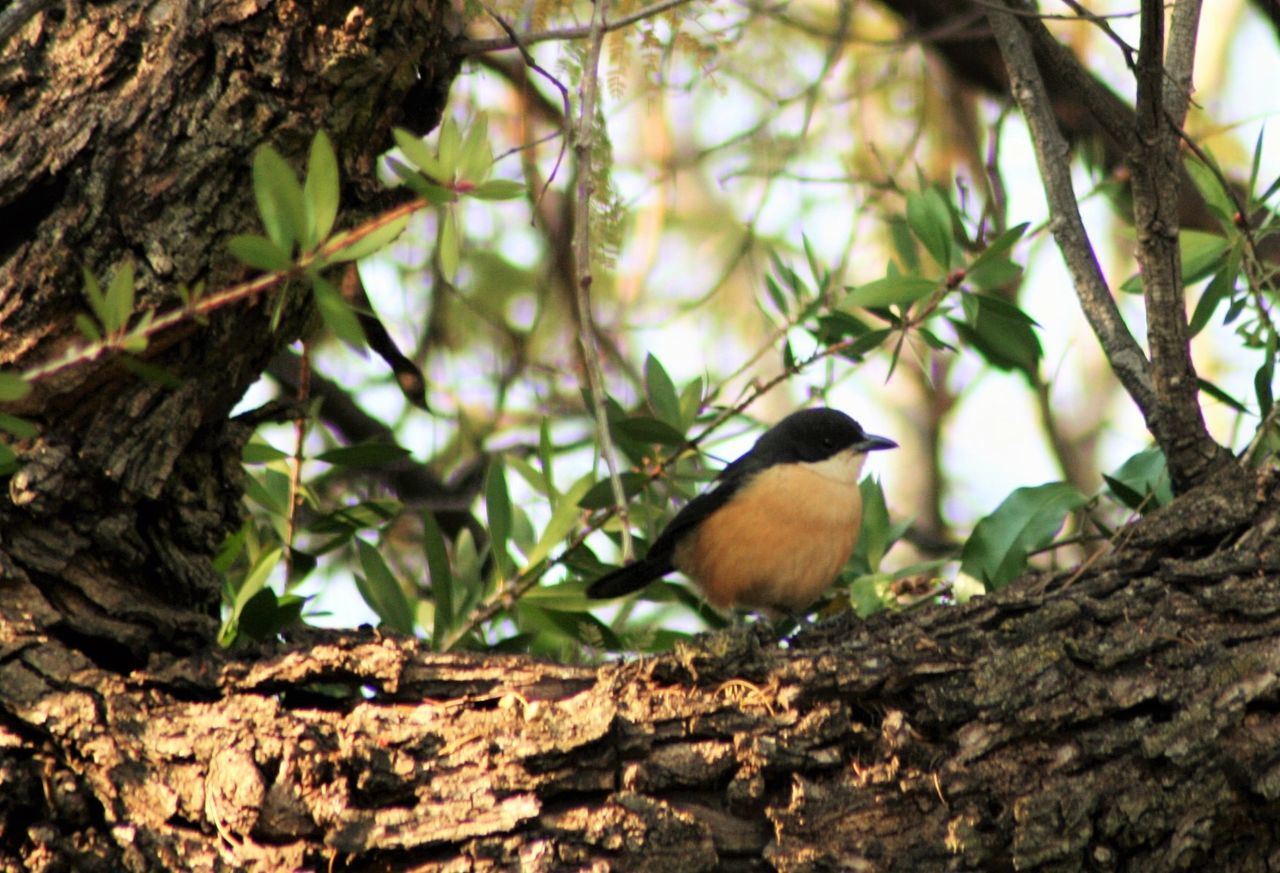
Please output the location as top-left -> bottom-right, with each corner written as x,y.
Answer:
984,5 -> 1156,419
458,0 -> 697,55
568,0 -> 635,564
1131,0 -> 1230,490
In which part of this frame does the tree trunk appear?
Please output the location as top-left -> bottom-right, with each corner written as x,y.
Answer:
2,471 -> 1277,870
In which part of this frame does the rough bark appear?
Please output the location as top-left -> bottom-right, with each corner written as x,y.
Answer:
2,471 -> 1278,870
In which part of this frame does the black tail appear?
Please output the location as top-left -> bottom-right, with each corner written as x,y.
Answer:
586,557 -> 673,599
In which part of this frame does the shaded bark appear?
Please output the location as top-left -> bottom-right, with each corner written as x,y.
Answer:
4,471 -> 1279,870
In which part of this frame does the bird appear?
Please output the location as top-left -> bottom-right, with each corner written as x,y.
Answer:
586,407 -> 896,614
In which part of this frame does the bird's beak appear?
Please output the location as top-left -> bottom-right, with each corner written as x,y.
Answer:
855,433 -> 898,453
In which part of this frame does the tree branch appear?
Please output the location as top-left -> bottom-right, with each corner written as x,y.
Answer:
457,0 -> 697,55
984,5 -> 1157,421
1130,0 -> 1231,490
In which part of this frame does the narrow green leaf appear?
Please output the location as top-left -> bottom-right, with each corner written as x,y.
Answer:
906,188 -> 954,269
579,472 -> 651,509
356,538 -> 416,635
328,214 -> 411,263
392,127 -> 445,180
853,476 -> 890,573
679,377 -> 703,429
949,292 -> 1042,376
644,354 -> 682,426
538,418 -> 557,500
0,371 -> 33,402
253,144 -> 306,253
1104,446 -> 1172,511
469,179 -> 525,200
1199,376 -> 1248,413
423,511 -> 455,650
242,440 -> 289,464
959,482 -> 1086,590
844,275 -> 938,308
614,415 -> 687,446
228,234 -> 293,272
439,207 -> 460,280
106,260 -> 135,334
458,113 -> 492,183
316,442 -> 411,468
1184,155 -> 1234,227
312,276 -> 366,350
888,217 -> 920,274
966,222 -> 1029,291
486,458 -> 513,575
230,546 -> 283,623
0,412 -> 37,438
304,130 -> 341,248
1188,250 -> 1239,337
75,313 -> 102,342
1256,333 -> 1276,417
525,474 -> 593,569
437,117 -> 462,178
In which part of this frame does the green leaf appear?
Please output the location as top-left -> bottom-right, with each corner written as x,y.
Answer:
844,275 -> 938,309
1179,230 -> 1228,285
486,458 -> 513,576
105,260 -> 135,335
236,587 -> 306,642
253,144 -> 306,254
392,127 -> 446,180
469,179 -> 526,200
422,511 -> 455,649
848,574 -> 891,618
679,378 -> 703,430
525,474 -> 593,570
614,415 -> 687,446
304,130 -> 341,249
1103,446 -> 1172,511
355,538 -> 416,635
644,354 -> 682,426
316,442 -> 411,468
228,234 -> 293,272
225,546 -> 283,639
1188,249 -> 1239,337
906,188 -> 955,269
1256,332 -> 1276,417
0,371 -> 32,402
82,267 -> 108,331
579,472 -> 651,509
1184,155 -> 1235,227
959,482 -> 1086,590
242,439 -> 289,464
439,207 -> 460,280
1199,376 -> 1248,414
888,217 -> 921,274
458,113 -> 492,183
75,313 -> 102,342
950,292 -> 1042,377
518,603 -> 623,651
853,476 -> 891,573
0,413 -> 37,438
312,276 -> 366,350
437,117 -> 462,178
966,222 -> 1028,291
329,214 -> 411,263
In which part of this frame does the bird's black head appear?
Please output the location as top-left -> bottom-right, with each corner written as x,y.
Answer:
751,408 -> 897,465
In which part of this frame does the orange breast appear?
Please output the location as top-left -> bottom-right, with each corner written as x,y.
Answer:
672,464 -> 863,612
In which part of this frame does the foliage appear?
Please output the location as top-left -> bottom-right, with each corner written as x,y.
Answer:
5,3 -> 1278,656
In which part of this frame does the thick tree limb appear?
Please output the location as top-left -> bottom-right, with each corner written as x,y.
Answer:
1129,0 -> 1233,490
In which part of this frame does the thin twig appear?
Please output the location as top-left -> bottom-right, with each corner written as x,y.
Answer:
458,0 -> 697,55
568,0 -> 635,569
984,3 -> 1156,419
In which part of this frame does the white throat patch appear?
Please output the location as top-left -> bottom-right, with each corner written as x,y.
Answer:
801,447 -> 867,485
